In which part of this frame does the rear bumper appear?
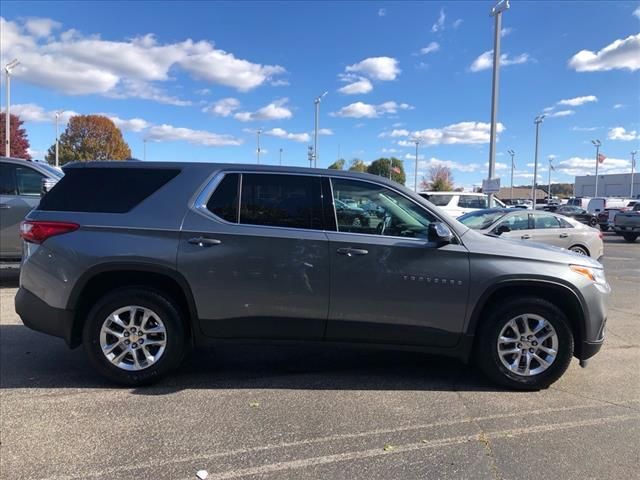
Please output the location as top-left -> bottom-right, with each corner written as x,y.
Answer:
613,225 -> 640,233
15,287 -> 77,347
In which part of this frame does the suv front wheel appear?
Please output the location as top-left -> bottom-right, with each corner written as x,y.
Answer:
475,297 -> 574,390
83,288 -> 186,386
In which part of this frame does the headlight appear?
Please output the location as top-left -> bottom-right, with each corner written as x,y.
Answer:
570,265 -> 609,291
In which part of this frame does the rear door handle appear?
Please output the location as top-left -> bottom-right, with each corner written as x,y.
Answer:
559,233 -> 569,238
188,236 -> 221,247
337,247 -> 369,256
521,234 -> 531,240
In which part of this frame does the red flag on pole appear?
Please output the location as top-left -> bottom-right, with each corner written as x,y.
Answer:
598,153 -> 606,164
392,166 -> 401,174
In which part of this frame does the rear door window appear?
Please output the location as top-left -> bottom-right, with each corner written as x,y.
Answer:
420,194 -> 452,206
15,166 -> 44,196
458,195 -> 488,209
239,174 -> 323,230
0,163 -> 17,195
533,214 -> 562,229
497,213 -> 531,231
206,173 -> 239,222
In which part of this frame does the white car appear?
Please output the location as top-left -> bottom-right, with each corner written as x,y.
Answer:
418,191 -> 506,217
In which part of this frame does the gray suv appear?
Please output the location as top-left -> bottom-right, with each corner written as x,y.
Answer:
15,162 -> 609,389
1,157 -> 63,260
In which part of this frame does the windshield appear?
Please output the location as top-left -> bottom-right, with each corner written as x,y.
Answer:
420,194 -> 453,206
37,163 -> 64,178
458,210 -> 507,229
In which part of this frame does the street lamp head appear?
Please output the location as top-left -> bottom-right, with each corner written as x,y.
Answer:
534,114 -> 546,124
5,58 -> 20,73
591,139 -> 601,146
507,149 -> 515,155
315,91 -> 328,103
490,0 -> 510,16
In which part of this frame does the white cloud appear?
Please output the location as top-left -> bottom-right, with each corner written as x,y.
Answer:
147,124 -> 242,147
270,79 -> 290,87
382,148 -> 399,154
11,103 -> 77,123
203,97 -> 241,117
379,129 -> 410,138
338,76 -> 373,95
378,8 -> 387,17
24,17 -> 61,37
263,127 -> 310,143
572,126 -> 600,132
470,50 -> 531,72
557,95 -> 598,107
345,56 -> 400,81
548,110 -> 575,118
395,121 -> 505,146
318,128 -> 334,135
613,103 -> 626,109
107,116 -> 149,132
0,16 -> 286,103
453,19 -> 463,29
419,42 -> 440,55
234,98 -> 293,122
431,8 -> 445,33
331,101 -> 412,118
195,88 -> 211,95
557,156 -> 630,176
406,156 -> 481,173
634,7 -> 640,19
568,33 -> 640,72
500,27 -> 513,37
608,127 -> 639,141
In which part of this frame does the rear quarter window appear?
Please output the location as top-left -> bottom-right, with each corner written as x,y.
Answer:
38,167 -> 180,213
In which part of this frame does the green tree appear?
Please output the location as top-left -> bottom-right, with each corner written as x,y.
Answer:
424,165 -> 454,191
0,113 -> 31,160
367,157 -> 406,185
328,158 -> 345,170
45,115 -> 131,165
348,158 -> 368,173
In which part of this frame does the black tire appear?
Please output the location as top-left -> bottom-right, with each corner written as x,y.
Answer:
475,297 -> 574,390
589,218 -> 597,227
82,287 -> 186,386
599,225 -> 608,232
569,245 -> 589,256
622,233 -> 639,243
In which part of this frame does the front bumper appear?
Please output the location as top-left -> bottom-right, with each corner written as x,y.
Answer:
15,287 -> 77,347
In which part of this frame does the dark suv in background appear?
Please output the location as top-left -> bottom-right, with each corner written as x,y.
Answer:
16,162 -> 609,390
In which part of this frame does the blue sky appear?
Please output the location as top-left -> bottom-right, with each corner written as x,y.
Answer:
2,0 -> 639,190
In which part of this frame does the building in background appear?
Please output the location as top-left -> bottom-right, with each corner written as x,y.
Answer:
496,187 -> 547,200
574,173 -> 639,198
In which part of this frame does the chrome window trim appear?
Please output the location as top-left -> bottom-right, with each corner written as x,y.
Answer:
191,169 -> 464,245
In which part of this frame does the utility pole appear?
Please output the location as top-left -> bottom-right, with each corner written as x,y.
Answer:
592,139 -> 601,197
256,129 -> 262,164
55,111 -> 61,167
631,150 -> 637,199
143,138 -> 147,161
531,115 -> 545,206
487,0 -> 510,206
279,147 -> 283,166
507,149 -> 515,202
307,146 -> 314,168
313,92 -> 328,168
4,59 -> 20,157
547,156 -> 554,202
414,139 -> 420,191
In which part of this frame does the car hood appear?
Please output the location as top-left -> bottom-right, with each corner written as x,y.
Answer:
460,228 -> 602,268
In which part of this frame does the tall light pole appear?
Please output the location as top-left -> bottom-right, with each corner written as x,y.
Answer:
4,58 -> 20,157
143,138 -> 147,161
256,129 -> 262,164
547,155 -> 554,202
531,115 -> 545,205
279,147 -> 283,166
54,111 -> 62,167
507,149 -> 515,202
413,139 -> 420,191
313,91 -> 328,168
592,139 -> 601,197
307,146 -> 314,168
630,150 -> 636,199
487,0 -> 510,206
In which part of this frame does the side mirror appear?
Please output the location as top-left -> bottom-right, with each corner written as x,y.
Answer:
495,224 -> 511,235
428,222 -> 453,246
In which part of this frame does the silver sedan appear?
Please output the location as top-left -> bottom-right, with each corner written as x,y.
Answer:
458,208 -> 604,259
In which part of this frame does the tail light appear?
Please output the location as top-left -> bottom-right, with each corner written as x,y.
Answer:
598,232 -> 603,239
20,221 -> 79,244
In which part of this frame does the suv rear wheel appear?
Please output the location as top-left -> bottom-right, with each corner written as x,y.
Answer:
83,288 -> 186,386
475,297 -> 573,390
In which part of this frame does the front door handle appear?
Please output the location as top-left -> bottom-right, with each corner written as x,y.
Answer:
188,236 -> 221,247
521,234 -> 531,240
0,204 -> 11,209
559,233 -> 569,238
337,247 -> 368,256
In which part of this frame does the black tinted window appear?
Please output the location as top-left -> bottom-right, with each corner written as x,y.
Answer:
39,168 -> 180,213
240,174 -> 322,230
533,214 -> 561,229
15,166 -> 44,195
206,173 -> 239,222
0,164 -> 17,195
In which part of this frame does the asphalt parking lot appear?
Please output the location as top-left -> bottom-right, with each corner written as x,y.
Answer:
1,233 -> 638,480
